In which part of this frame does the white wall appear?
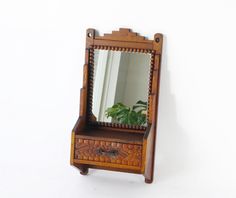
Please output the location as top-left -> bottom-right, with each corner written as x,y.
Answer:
115,52 -> 150,107
122,53 -> 150,107
1,0 -> 236,198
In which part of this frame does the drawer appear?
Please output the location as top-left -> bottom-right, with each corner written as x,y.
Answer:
74,137 -> 142,170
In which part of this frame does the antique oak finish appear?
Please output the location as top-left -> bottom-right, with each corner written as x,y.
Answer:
70,28 -> 163,183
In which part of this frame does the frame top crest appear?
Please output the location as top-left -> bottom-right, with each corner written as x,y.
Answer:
86,28 -> 163,54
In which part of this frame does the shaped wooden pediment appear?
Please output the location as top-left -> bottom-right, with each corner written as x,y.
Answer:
95,28 -> 152,43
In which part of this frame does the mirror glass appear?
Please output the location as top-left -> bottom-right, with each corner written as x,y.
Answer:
92,49 -> 151,126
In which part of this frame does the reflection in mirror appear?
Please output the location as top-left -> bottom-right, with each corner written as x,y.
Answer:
92,49 -> 151,126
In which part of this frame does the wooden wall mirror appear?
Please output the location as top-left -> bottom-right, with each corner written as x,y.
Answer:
70,28 -> 163,183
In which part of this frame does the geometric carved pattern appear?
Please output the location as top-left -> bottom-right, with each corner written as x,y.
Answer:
75,138 -> 142,167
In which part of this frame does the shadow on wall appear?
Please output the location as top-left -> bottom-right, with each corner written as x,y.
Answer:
154,35 -> 191,181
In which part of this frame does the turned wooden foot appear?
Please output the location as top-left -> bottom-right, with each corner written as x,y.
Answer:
145,178 -> 153,184
80,168 -> 89,175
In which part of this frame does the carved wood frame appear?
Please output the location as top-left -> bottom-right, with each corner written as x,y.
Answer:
84,28 -> 163,131
71,28 -> 163,183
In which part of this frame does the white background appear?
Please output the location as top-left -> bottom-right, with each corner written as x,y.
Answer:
1,0 -> 236,197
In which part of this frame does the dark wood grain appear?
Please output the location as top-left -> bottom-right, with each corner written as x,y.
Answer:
70,28 -> 163,183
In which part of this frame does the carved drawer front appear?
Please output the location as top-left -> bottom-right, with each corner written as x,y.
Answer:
74,138 -> 142,169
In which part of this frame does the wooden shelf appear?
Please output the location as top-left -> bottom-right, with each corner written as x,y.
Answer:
76,128 -> 144,145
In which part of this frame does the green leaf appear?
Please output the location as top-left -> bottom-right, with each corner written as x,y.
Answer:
136,100 -> 147,105
105,100 -> 147,126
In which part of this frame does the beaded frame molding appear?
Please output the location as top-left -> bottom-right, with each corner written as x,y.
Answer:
85,28 -> 163,131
